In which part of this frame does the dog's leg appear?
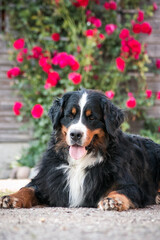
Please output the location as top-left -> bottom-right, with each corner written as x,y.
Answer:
98,191 -> 135,211
155,183 -> 160,204
0,187 -> 39,208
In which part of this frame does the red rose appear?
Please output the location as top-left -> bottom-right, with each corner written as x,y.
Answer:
105,24 -> 117,35
13,38 -> 25,50
45,77 -> 58,89
72,0 -> 89,8
126,96 -> 136,108
119,28 -> 130,39
105,90 -> 115,99
32,46 -> 43,59
77,46 -> 81,53
67,55 -> 80,71
84,29 -> 95,37
153,2 -> 158,11
156,59 -> 160,69
45,71 -> 60,88
109,1 -> 117,10
16,48 -> 28,63
88,17 -> 102,28
42,64 -> 52,73
7,67 -> 21,78
104,2 -> 110,10
93,18 -> 102,28
146,89 -> 152,98
13,102 -> 23,115
157,91 -> 160,100
94,0 -> 100,4
39,57 -> 48,67
116,57 -> 125,72
51,33 -> 60,41
84,65 -> 92,72
128,39 -> 141,58
68,72 -> 82,84
137,10 -> 144,22
17,52 -> 23,63
58,52 -> 69,68
70,60 -> 80,71
97,43 -> 102,49
132,23 -> 142,34
141,22 -> 152,35
86,10 -> 92,17
31,104 -> 44,118
121,44 -> 130,53
99,33 -> 105,40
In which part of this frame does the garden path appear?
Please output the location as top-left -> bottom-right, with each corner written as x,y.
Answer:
0,205 -> 160,240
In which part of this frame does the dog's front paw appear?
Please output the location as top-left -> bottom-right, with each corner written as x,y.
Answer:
0,195 -> 23,208
155,192 -> 160,204
0,187 -> 39,209
98,191 -> 134,211
98,197 -> 124,211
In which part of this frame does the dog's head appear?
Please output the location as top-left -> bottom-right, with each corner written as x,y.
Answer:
49,89 -> 124,160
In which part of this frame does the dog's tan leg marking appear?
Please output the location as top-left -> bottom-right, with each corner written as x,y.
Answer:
155,182 -> 160,204
98,191 -> 135,211
0,187 -> 39,208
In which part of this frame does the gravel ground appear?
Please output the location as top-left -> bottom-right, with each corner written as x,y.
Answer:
1,205 -> 160,240
0,180 -> 160,240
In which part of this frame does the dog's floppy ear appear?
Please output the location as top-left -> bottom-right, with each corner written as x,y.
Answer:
101,97 -> 125,137
48,92 -> 71,130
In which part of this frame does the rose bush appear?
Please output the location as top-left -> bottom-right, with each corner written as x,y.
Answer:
3,0 -> 160,167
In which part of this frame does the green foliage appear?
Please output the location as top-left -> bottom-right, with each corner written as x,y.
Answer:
3,0 -> 160,167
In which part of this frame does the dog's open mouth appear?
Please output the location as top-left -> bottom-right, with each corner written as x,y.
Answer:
69,145 -> 87,160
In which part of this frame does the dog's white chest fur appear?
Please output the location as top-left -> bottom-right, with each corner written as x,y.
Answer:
58,153 -> 103,207
68,161 -> 86,207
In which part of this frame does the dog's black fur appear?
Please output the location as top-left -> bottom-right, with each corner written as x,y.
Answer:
1,89 -> 160,210
26,89 -> 160,209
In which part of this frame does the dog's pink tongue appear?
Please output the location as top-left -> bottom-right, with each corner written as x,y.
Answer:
69,145 -> 87,160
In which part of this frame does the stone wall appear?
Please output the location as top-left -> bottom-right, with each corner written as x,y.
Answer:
0,35 -> 30,178
0,1 -> 159,177
141,0 -> 160,118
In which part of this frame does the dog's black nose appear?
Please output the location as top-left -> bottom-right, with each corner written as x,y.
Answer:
70,130 -> 83,142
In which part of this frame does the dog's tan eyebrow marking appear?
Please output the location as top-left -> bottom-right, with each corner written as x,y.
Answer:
72,107 -> 77,115
86,109 -> 92,117
62,125 -> 68,136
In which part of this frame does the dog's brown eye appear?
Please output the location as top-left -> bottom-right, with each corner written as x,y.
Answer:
69,114 -> 74,119
88,115 -> 94,120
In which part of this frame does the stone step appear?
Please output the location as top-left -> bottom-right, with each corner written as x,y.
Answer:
0,115 -> 18,123
0,72 -> 9,79
141,34 -> 160,44
0,122 -> 24,130
0,54 -> 11,61
155,99 -> 160,105
0,133 -> 31,143
146,73 -> 160,92
0,102 -> 20,112
151,4 -> 160,19
0,65 -> 14,72
147,80 -> 160,92
0,111 -> 14,116
147,106 -> 160,118
0,114 -> 28,124
0,59 -> 13,66
147,44 -> 160,58
0,49 -> 10,55
0,85 -> 13,90
0,89 -> 19,96
146,19 -> 160,34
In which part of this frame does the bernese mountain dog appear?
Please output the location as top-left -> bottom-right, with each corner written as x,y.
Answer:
1,89 -> 160,211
